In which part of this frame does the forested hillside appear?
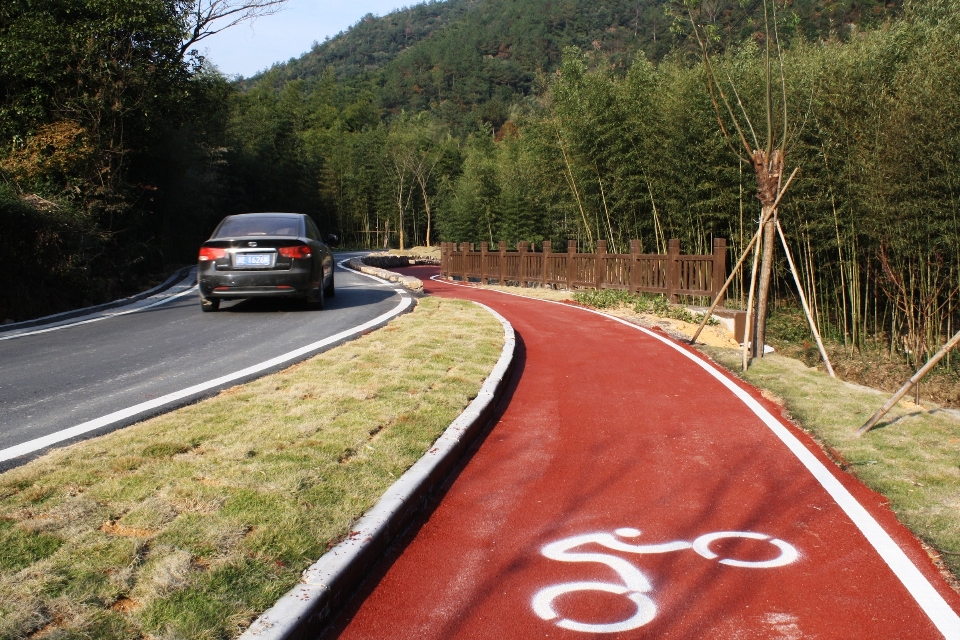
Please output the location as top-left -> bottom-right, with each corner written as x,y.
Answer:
253,0 -> 899,130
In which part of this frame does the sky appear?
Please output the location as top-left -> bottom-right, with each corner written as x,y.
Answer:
199,0 -> 413,78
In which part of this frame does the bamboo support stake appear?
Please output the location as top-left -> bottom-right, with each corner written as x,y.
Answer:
692,168 -> 799,346
776,219 -> 836,378
742,229 -> 762,371
858,328 -> 960,436
691,227 -> 761,344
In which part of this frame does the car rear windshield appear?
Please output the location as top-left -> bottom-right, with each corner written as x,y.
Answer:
214,216 -> 300,238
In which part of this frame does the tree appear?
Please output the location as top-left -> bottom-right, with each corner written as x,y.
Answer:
683,0 -> 796,363
176,0 -> 289,61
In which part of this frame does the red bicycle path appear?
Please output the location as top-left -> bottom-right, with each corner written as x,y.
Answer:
329,267 -> 960,639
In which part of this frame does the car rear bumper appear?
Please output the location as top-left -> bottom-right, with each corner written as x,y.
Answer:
198,266 -> 316,298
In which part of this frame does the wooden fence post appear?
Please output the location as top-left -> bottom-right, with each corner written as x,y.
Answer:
460,242 -> 471,282
518,241 -> 529,286
480,241 -> 488,284
440,242 -> 447,278
567,239 -> 577,290
498,241 -> 506,284
595,240 -> 607,290
629,239 -> 640,294
542,240 -> 551,287
667,238 -> 680,302
712,237 -> 727,307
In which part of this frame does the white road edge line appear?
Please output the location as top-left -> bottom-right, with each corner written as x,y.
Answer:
0,285 -> 199,342
0,285 -> 412,464
432,275 -> 960,639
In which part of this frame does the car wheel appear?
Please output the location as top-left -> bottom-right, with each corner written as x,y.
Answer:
200,295 -> 220,312
324,271 -> 335,298
306,282 -> 325,310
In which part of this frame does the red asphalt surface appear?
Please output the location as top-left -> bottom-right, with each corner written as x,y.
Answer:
330,266 -> 960,639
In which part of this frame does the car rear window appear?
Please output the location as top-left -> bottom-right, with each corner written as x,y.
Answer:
214,216 -> 300,238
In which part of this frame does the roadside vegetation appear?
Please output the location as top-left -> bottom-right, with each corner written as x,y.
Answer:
0,297 -> 503,639
572,290 -> 720,327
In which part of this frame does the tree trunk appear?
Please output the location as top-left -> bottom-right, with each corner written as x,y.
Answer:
750,149 -> 784,358
419,177 -> 432,247
754,207 -> 777,356
396,180 -> 406,251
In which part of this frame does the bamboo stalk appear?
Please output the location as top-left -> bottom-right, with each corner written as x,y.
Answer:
776,220 -> 836,378
859,328 -> 960,436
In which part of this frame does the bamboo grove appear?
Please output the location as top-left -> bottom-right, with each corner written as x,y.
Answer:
272,1 -> 959,367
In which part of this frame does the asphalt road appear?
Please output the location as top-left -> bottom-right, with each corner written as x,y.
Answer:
0,254 -> 408,467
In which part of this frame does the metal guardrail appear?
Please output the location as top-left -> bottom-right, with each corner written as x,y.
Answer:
440,238 -> 728,305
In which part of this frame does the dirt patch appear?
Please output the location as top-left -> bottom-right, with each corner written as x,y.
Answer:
110,597 -> 139,613
605,308 -> 738,349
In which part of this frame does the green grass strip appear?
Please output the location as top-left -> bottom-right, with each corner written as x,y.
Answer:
703,347 -> 960,583
0,297 -> 503,639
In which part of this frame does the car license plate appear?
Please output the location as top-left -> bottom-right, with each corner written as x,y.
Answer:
235,253 -> 272,267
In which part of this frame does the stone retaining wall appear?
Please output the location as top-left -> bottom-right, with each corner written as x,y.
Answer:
347,258 -> 424,292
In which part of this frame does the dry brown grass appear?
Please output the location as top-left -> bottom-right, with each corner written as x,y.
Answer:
0,297 -> 503,639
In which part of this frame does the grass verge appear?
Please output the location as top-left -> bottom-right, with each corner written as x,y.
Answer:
701,346 -> 960,584
0,297 -> 503,639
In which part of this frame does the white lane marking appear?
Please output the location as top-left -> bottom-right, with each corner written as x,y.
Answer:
0,295 -> 413,463
533,528 -> 797,634
433,276 -> 960,638
0,285 -> 198,342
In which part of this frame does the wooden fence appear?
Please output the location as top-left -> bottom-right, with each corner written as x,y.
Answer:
440,238 -> 727,305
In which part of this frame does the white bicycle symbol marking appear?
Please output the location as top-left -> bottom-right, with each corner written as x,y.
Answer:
532,527 -> 799,634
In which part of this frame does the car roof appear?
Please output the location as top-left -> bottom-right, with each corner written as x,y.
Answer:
226,212 -> 304,218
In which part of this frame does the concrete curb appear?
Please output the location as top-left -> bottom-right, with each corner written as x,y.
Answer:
239,303 -> 516,640
0,266 -> 194,333
346,257 -> 423,292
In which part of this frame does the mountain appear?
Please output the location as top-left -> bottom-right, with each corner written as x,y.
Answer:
244,0 -> 902,128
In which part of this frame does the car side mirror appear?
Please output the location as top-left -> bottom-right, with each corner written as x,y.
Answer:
325,234 -> 339,247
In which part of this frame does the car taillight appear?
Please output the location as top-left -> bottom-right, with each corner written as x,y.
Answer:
199,247 -> 227,261
279,245 -> 312,259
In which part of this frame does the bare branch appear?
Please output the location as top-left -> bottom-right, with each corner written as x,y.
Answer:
772,0 -> 789,151
687,8 -> 753,158
721,65 -> 760,151
763,0 -> 773,157
177,0 -> 289,61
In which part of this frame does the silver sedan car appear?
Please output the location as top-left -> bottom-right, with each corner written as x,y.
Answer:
197,213 -> 335,312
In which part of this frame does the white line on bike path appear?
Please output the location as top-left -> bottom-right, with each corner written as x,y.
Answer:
432,275 -> 960,639
0,292 -> 412,464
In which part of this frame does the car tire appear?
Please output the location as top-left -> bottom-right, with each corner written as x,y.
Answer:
324,271 -> 335,298
306,282 -> 325,310
200,295 -> 220,312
